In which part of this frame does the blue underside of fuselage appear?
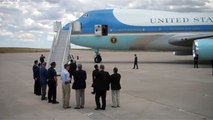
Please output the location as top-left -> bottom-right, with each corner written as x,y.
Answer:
70,35 -> 141,50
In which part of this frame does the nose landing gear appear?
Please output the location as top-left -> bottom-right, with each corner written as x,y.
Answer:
93,49 -> 102,63
94,54 -> 102,63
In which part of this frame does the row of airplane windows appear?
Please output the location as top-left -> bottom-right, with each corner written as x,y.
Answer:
114,27 -> 211,32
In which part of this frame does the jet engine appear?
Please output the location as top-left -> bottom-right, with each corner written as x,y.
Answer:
193,38 -> 213,61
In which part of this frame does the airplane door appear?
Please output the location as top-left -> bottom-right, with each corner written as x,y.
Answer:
72,21 -> 82,33
102,25 -> 108,36
95,25 -> 108,36
95,25 -> 102,36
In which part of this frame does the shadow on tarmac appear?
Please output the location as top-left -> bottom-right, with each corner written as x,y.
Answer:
78,60 -> 213,69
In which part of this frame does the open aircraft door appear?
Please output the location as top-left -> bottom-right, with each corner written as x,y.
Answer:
72,21 -> 82,33
94,25 -> 108,36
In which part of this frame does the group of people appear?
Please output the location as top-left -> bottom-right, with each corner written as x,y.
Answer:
32,54 -> 46,97
92,64 -> 121,110
32,55 -> 59,104
32,55 -> 122,110
60,62 -> 122,110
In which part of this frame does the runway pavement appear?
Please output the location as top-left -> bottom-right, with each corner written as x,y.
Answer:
0,50 -> 213,120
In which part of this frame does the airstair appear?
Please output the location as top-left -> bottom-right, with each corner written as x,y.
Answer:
47,21 -> 72,75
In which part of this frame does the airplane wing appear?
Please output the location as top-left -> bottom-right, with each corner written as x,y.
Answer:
168,33 -> 213,47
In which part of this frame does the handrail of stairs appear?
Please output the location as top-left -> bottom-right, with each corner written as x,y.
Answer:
47,22 -> 62,68
61,22 -> 72,72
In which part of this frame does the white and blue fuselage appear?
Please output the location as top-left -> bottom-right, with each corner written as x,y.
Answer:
63,9 -> 213,61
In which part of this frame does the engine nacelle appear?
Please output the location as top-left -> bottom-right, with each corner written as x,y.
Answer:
174,51 -> 192,56
193,38 -> 213,61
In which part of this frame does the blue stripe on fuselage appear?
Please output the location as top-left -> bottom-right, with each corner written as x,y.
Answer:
70,34 -> 141,50
63,9 -> 213,33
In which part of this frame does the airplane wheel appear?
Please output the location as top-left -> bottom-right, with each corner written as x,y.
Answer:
94,55 -> 102,63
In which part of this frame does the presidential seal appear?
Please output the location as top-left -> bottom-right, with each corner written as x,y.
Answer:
110,37 -> 117,44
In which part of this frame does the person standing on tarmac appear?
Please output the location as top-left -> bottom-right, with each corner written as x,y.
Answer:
133,54 -> 138,69
194,54 -> 199,68
94,65 -> 110,110
110,67 -> 121,108
47,62 -> 59,104
211,59 -> 213,75
69,59 -> 77,79
72,64 -> 87,109
40,54 -> 45,63
91,64 -> 99,94
61,64 -> 71,109
32,60 -> 41,95
39,62 -> 48,100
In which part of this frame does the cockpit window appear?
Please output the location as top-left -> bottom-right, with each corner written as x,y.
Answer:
82,13 -> 88,17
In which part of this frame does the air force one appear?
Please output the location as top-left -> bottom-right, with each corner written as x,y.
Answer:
63,9 -> 213,63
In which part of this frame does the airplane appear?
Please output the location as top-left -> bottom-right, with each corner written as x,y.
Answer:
63,9 -> 213,63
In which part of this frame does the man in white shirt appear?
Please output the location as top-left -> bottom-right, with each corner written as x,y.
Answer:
61,64 -> 71,109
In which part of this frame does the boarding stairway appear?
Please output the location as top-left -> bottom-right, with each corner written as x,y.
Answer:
47,22 -> 72,75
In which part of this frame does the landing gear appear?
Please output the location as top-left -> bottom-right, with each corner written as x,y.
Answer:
93,49 -> 102,63
94,54 -> 102,63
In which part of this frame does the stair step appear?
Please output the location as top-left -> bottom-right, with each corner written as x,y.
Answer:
47,28 -> 71,75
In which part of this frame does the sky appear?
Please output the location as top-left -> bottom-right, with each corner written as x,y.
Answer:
0,0 -> 213,48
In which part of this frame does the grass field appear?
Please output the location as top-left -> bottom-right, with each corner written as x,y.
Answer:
0,47 -> 50,53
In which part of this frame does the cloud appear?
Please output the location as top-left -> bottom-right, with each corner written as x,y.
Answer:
0,30 -> 13,36
47,34 -> 54,41
14,32 -> 39,42
24,18 -> 34,26
44,0 -> 59,4
123,0 -> 213,12
2,31 -> 40,42
0,5 -> 24,30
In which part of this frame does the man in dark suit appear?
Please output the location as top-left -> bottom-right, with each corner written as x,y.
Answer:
211,59 -> 213,75
32,60 -> 41,95
39,62 -> 48,100
194,54 -> 199,68
40,54 -> 45,63
110,67 -> 121,108
94,65 -> 110,110
133,54 -> 138,69
47,62 -> 59,104
91,64 -> 99,94
69,59 -> 77,79
72,64 -> 87,109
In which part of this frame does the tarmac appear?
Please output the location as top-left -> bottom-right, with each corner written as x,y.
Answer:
0,50 -> 213,120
